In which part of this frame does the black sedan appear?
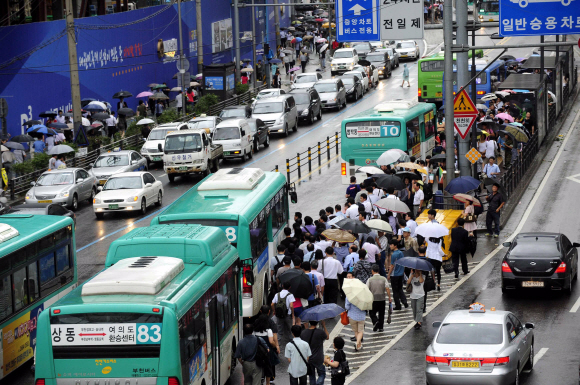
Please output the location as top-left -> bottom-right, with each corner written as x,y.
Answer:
341,75 -> 364,101
501,232 -> 579,294
289,87 -> 322,125
4,203 -> 76,226
246,118 -> 270,152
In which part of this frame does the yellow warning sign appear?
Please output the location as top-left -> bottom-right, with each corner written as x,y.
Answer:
465,147 -> 482,165
453,89 -> 478,114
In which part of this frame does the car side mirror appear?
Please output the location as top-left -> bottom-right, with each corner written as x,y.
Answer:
145,183 -> 152,188
131,160 -> 138,165
97,186 -> 103,191
76,178 -> 84,184
573,242 -> 580,248
30,182 -> 36,186
502,242 -> 512,247
158,143 -> 163,152
524,322 -> 534,329
432,321 -> 441,328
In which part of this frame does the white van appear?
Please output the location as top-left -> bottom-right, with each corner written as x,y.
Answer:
141,122 -> 188,165
212,119 -> 254,160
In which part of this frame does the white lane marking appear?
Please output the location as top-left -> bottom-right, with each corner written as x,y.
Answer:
533,347 -> 548,365
570,295 -> 580,312
159,173 -> 166,178
344,99 -> 580,384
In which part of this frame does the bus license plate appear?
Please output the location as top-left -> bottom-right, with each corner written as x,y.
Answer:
179,166 -> 188,171
522,281 -> 544,287
451,361 -> 480,368
38,200 -> 52,203
152,156 -> 161,161
436,92 -> 442,97
108,204 -> 119,209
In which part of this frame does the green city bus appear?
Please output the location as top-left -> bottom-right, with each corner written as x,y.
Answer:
35,224 -> 241,385
150,167 -> 289,318
0,215 -> 77,379
340,100 -> 437,183
418,50 -> 484,104
478,0 -> 499,21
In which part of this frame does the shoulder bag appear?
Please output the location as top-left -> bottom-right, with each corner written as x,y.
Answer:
330,350 -> 350,377
290,340 -> 314,376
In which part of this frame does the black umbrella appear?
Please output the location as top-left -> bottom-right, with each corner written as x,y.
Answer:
113,90 -> 133,99
118,108 -> 135,117
3,142 -> 25,150
22,120 -> 42,127
39,111 -> 57,118
11,134 -> 34,143
335,218 -> 371,234
48,122 -> 68,130
395,257 -> 434,272
396,171 -> 422,181
429,153 -> 447,162
482,177 -> 506,196
92,112 -> 111,120
278,269 -> 314,299
358,59 -> 371,67
375,174 -> 406,190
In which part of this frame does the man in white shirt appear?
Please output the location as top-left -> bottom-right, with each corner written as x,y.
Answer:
270,244 -> 287,281
45,134 -> 55,152
55,110 -> 66,124
321,247 -> 343,304
412,182 -> 424,217
360,193 -> 372,215
345,198 -> 360,220
362,239 -> 380,263
485,138 -> 497,160
105,113 -> 118,138
405,213 -> 418,238
271,281 -> 295,341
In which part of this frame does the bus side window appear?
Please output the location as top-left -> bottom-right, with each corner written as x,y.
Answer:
406,117 -> 420,151
13,267 -> 27,311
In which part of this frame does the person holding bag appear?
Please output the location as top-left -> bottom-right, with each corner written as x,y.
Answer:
462,200 -> 478,235
285,325 -> 312,385
324,337 -> 348,385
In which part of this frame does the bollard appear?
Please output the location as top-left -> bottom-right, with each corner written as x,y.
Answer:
297,153 -> 301,179
335,132 -> 339,155
275,165 -> 279,173
326,136 -> 330,161
308,147 -> 312,173
286,159 -> 290,184
317,142 -> 321,167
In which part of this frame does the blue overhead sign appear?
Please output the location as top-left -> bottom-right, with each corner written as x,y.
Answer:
335,0 -> 380,42
500,0 -> 580,36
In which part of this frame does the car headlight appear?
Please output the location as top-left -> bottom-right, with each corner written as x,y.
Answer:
330,98 -> 337,102
25,192 -> 31,200
141,148 -> 148,153
348,64 -> 354,70
59,191 -> 69,198
126,196 -> 139,202
93,198 -> 101,204
301,109 -> 310,115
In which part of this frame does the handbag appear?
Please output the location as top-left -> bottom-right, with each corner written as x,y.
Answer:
424,275 -> 436,292
465,214 -> 478,223
330,352 -> 350,377
442,257 -> 454,274
340,311 -> 349,326
254,336 -> 271,369
290,340 -> 314,376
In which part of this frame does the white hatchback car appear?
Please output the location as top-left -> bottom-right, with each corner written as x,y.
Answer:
343,70 -> 369,93
93,171 -> 163,219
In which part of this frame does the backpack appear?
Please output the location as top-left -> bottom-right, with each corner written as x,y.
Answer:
275,292 -> 290,319
272,255 -> 284,276
423,184 -> 433,202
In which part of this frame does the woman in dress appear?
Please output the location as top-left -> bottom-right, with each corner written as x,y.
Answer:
462,200 -> 477,235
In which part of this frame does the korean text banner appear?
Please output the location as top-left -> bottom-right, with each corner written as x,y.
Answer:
380,0 -> 424,40
500,0 -> 580,36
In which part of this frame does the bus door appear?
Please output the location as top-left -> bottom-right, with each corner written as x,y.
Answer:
208,297 -> 221,385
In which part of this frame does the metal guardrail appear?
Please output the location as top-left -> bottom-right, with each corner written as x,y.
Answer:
7,134 -> 143,201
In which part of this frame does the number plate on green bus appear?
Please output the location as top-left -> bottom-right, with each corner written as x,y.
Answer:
50,323 -> 163,345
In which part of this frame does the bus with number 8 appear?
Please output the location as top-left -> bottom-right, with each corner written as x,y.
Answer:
340,100 -> 437,183
150,167 -> 289,318
35,224 -> 242,385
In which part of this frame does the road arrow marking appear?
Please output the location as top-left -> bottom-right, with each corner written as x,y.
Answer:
349,3 -> 366,15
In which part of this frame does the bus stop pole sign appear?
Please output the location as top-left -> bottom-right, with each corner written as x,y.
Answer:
453,89 -> 477,140
335,0 -> 380,42
499,0 -> 580,36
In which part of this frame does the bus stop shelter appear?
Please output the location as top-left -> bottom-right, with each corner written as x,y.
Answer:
521,55 -> 566,116
498,74 -> 548,144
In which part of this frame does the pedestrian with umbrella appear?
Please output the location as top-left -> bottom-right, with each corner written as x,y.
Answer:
272,281 -> 296,341
485,183 -> 505,238
342,275 -> 373,351
444,176 -> 481,194
367,264 -> 392,332
321,247 -> 344,304
449,218 -> 470,278
387,239 -> 408,310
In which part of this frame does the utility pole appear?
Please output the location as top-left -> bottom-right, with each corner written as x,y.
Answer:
263,30 -> 271,87
443,0 -> 455,183
470,6 -> 478,176
327,2 -> 332,54
274,0 -> 281,48
65,0 -> 82,142
252,5 -> 257,89
177,0 -> 187,116
234,0 -> 241,83
455,0 -> 470,177
196,0 -> 203,80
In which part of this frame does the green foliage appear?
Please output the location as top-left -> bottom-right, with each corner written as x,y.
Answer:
235,82 -> 250,95
157,109 -> 180,124
31,153 -> 51,170
12,161 -> 35,175
12,152 -> 50,175
194,94 -> 220,116
88,136 -> 111,151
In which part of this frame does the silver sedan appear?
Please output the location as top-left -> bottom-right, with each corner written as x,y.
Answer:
426,306 -> 534,385
88,150 -> 148,186
25,168 -> 97,211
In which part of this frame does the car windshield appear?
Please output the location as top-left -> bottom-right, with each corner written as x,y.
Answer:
295,75 -> 317,84
314,83 -> 337,93
353,45 -> 369,51
291,93 -> 311,104
189,120 -> 214,129
147,129 -> 172,141
256,91 -> 278,99
103,176 -> 142,190
220,108 -> 245,118
214,126 -> 241,140
397,42 -> 415,49
334,51 -> 353,58
437,323 -> 503,344
253,103 -> 284,114
165,134 -> 202,153
367,55 -> 385,62
341,77 -> 355,85
94,155 -> 129,168
36,172 -> 74,186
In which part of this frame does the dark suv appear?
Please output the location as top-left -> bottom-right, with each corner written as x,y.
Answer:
366,52 -> 392,79
289,88 -> 322,125
219,105 -> 252,120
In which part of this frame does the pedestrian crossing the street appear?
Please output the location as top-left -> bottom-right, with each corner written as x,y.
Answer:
322,261 -> 479,383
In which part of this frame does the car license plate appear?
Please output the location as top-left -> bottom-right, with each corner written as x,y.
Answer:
108,204 -> 118,209
38,200 -> 52,203
451,361 -> 480,368
98,180 -> 107,185
339,66 -> 345,69
436,92 -> 443,97
178,166 -> 188,171
224,151 -> 230,155
152,156 -> 161,161
401,55 -> 408,57
522,281 -> 544,287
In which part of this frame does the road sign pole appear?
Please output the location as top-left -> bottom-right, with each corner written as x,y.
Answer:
443,0 -> 456,183
456,0 -> 470,177
471,20 -> 477,177
234,0 -> 241,84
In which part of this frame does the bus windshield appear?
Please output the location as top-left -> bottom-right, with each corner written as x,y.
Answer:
481,0 -> 499,12
165,134 -> 202,153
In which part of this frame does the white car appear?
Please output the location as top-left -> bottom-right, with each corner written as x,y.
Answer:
251,88 -> 286,107
396,40 -> 420,60
343,70 -> 368,93
330,48 -> 359,76
213,119 -> 254,160
291,72 -> 323,89
187,116 -> 222,135
93,172 -> 163,219
369,41 -> 383,50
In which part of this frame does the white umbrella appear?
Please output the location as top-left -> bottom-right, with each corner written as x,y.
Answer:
415,222 -> 449,239
480,93 -> 497,101
48,144 -> 75,155
495,91 -> 511,98
241,68 -> 254,73
320,43 -> 328,53
342,278 -> 373,310
356,166 -> 383,175
365,219 -> 392,233
376,149 -> 402,166
86,101 -> 108,110
548,91 -> 556,105
316,37 -> 327,43
1,145 -> 8,152
137,118 -> 155,126
194,73 -> 203,79
190,81 -> 200,87
374,198 -> 411,214
81,117 -> 91,126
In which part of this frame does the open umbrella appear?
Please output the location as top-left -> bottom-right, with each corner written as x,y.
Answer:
342,278 -> 373,310
376,150 -> 401,166
81,117 -> 91,126
320,43 -> 329,53
84,104 -> 106,112
476,104 -> 488,111
397,162 -> 427,174
483,177 -> 504,191
22,120 -> 42,127
335,218 -> 371,234
48,122 -> 69,130
269,59 -> 282,64
3,142 -> 24,151
241,68 -> 254,73
365,219 -> 392,233
278,269 -> 314,299
374,197 -> 411,214
504,125 -> 529,143
81,98 -> 97,106
395,171 -> 422,181
429,153 -> 447,162
113,90 -> 133,99
498,130 -> 517,144
300,304 -> 345,322
190,81 -> 201,87
444,176 -> 481,194
315,18 -> 324,23
151,92 -> 169,100
321,229 -> 356,243
137,118 -> 155,126
416,222 -> 449,239
289,66 -> 301,73
48,145 -> 75,155
147,83 -> 158,88
170,87 -> 182,92
395,257 -> 434,272
118,108 -> 135,117
27,125 -> 57,136
453,193 -> 482,206
2,151 -> 14,162
356,166 -> 383,175
496,113 -> 514,123
137,91 -> 154,98
375,174 -> 406,190
91,122 -> 104,129
480,93 -> 497,101
315,37 -> 327,43
152,84 -> 166,90
11,134 -> 34,143
39,111 -> 58,118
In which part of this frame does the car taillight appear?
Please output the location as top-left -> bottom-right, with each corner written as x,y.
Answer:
501,261 -> 512,273
341,163 -> 347,176
426,356 -> 449,364
36,380 -> 45,385
418,89 -> 422,97
242,266 -> 253,298
168,378 -> 180,385
426,355 -> 436,364
495,356 -> 510,365
555,262 -> 567,273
